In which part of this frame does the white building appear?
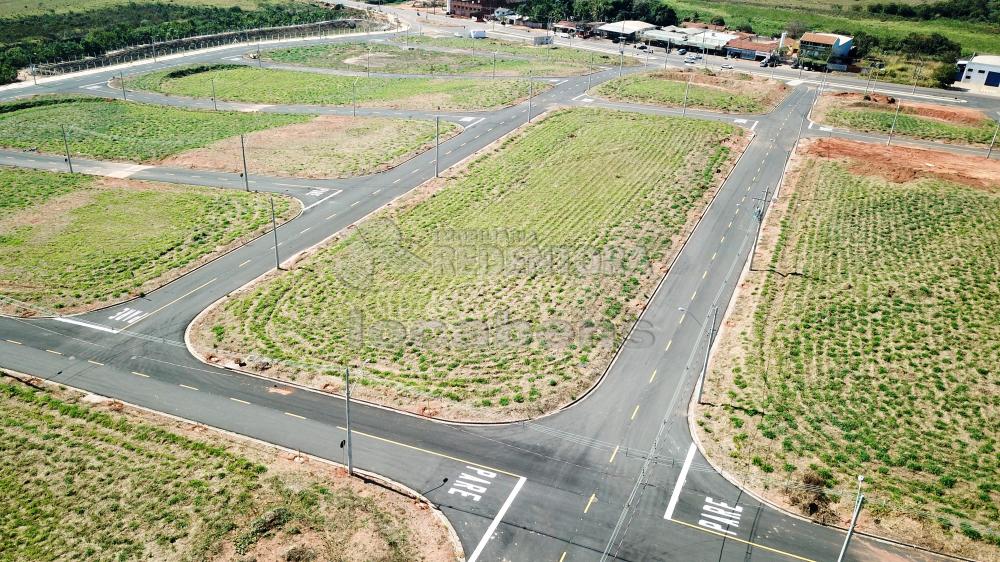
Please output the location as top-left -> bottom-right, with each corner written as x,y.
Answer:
958,55 -> 1000,91
596,21 -> 656,41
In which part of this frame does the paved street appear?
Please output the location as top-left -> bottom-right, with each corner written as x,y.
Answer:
1,6 -> 995,561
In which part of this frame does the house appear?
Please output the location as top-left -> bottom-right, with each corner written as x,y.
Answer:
725,36 -> 779,61
552,20 -> 581,35
957,55 -> 1000,90
798,32 -> 852,67
596,20 -> 656,41
446,0 -> 524,20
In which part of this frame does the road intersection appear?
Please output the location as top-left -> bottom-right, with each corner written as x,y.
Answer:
1,8 -> 995,561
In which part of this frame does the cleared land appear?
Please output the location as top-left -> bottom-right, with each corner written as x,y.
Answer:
0,97 -> 306,162
815,92 -> 998,145
696,138 -> 1000,559
129,65 -> 543,111
0,373 -> 456,562
193,108 -> 743,421
595,70 -> 788,114
400,36 -> 636,68
265,41 -> 593,76
0,168 -> 296,314
163,115 -> 458,178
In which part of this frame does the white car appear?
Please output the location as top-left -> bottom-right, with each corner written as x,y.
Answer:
558,32 -> 569,38
721,63 -> 734,70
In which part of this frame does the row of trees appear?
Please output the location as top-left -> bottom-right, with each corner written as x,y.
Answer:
866,0 -> 999,24
847,30 -> 963,61
516,0 -> 677,28
0,2 -> 360,85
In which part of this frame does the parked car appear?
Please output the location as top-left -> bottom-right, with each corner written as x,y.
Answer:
637,44 -> 647,50
677,48 -> 687,55
558,32 -> 569,38
611,37 -> 621,43
721,63 -> 734,70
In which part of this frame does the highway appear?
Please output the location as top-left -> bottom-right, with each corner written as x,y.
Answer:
1,5 -> 995,561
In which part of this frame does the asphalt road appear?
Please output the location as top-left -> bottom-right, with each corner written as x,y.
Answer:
1,6 -> 995,561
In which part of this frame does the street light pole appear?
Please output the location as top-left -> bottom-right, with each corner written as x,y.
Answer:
120,72 -> 127,101
240,134 -> 250,192
353,79 -> 358,117
527,74 -> 533,122
836,476 -> 865,562
886,102 -> 902,146
61,125 -> 73,173
493,51 -> 497,79
987,120 -> 999,159
435,115 -> 440,177
682,72 -> 692,116
344,367 -> 354,475
697,305 -> 719,405
270,195 -> 280,270
211,78 -> 218,111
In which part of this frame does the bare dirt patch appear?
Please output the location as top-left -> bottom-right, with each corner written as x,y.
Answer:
803,137 -> 1000,191
163,115 -> 455,179
814,92 -> 990,125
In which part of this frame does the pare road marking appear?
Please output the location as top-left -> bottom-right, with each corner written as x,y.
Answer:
698,497 -> 744,536
448,465 -> 497,503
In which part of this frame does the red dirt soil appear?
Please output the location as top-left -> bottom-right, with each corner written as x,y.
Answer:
803,138 -> 1000,191
829,92 -> 988,125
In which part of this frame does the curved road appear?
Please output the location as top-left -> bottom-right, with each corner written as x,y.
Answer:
1,7 -> 995,562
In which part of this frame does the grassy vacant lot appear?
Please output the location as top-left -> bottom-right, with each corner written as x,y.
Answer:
164,115 -> 458,178
130,65 -> 542,111
265,42 -> 593,76
404,36 -> 633,66
696,140 -> 999,557
0,375 -> 453,562
815,94 -> 998,145
595,70 -> 787,113
194,108 -> 742,420
0,168 -> 295,314
0,97 -> 306,162
671,0 -> 999,55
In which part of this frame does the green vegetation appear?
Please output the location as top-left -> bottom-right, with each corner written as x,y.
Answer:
266,41 -> 596,76
0,0 -> 270,17
0,96 -> 307,162
823,107 -> 997,145
402,36 -> 636,67
0,1 -> 363,84
0,378 -> 425,561
595,70 -> 784,113
0,168 -> 294,312
129,64 -> 543,110
710,159 -> 999,546
199,108 -> 741,417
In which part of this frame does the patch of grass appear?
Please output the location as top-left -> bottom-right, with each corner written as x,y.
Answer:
595,70 -> 783,113
823,107 -> 997,145
129,65 -> 544,111
0,0 -> 276,18
0,377 -> 425,561
400,35 -> 636,67
0,168 -> 295,312
707,158 -> 999,547
266,41 -> 594,76
198,108 -> 741,418
0,96 -> 307,162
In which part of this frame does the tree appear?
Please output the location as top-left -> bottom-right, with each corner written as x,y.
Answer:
785,20 -> 807,38
710,15 -> 725,26
652,4 -> 678,26
930,60 -> 958,88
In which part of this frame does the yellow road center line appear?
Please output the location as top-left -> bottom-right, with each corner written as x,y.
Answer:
45,349 -> 61,355
609,445 -> 620,463
584,493 -> 597,514
720,236 -> 726,243
630,404 -> 640,420
6,339 -> 21,345
300,227 -> 310,234
131,371 -> 149,378
238,259 -> 252,268
88,360 -> 103,366
735,208 -> 740,214
702,270 -> 708,279
335,425 -> 521,478
326,213 -> 337,220
678,313 -> 685,325
728,221 -> 732,229
230,397 -> 251,405
649,369 -> 657,383
129,278 -> 217,328
690,290 -> 697,301
285,412 -> 307,419
664,340 -> 672,352
179,384 -> 198,391
350,201 -> 360,207
668,519 -> 816,562
711,252 -> 717,260
559,552 -> 567,562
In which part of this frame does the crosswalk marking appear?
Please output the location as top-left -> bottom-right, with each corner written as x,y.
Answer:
108,307 -> 147,324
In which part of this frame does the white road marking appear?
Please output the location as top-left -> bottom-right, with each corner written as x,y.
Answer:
301,189 -> 342,212
373,189 -> 382,194
306,188 -> 328,197
460,117 -> 475,122
582,98 -> 594,103
285,412 -> 307,419
750,121 -> 759,131
5,339 -> 21,345
467,476 -> 526,562
179,384 -> 198,390
54,317 -> 119,334
230,397 -> 251,405
45,349 -> 62,355
664,443 -> 697,519
88,360 -> 103,366
350,201 -> 360,207
733,118 -> 747,124
106,164 -> 152,179
131,371 -> 150,378
238,259 -> 252,268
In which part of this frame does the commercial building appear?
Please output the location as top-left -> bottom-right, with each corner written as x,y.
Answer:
725,36 -> 779,61
957,55 -> 1000,90
639,27 -> 738,55
446,0 -> 524,20
798,32 -> 852,68
596,20 -> 656,41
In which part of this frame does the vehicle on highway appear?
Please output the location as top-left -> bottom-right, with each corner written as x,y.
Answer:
611,37 -> 621,43
677,48 -> 687,55
721,63 -> 734,70
558,32 -> 569,38
637,44 -> 647,50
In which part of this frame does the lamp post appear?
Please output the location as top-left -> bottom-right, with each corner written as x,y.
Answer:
344,367 -> 354,475
987,119 -> 999,160
836,476 -> 865,562
886,102 -> 902,146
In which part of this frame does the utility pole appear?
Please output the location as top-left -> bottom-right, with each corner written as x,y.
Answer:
270,195 -> 280,270
987,120 -> 999,159
886,102 -> 902,146
435,115 -> 440,177
257,45 -> 262,68
588,53 -> 594,90
61,125 -> 73,173
910,58 -> 922,94
240,134 -> 250,192
211,78 -> 218,111
697,305 -> 719,405
682,72 -> 692,116
367,44 -> 371,77
353,79 -> 358,117
527,74 -> 533,122
836,476 -> 865,562
618,46 -> 624,77
29,58 -> 37,85
119,72 -> 127,101
493,51 -> 497,80
344,367 -> 354,475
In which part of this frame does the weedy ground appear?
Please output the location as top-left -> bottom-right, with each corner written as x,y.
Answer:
594,69 -> 788,114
